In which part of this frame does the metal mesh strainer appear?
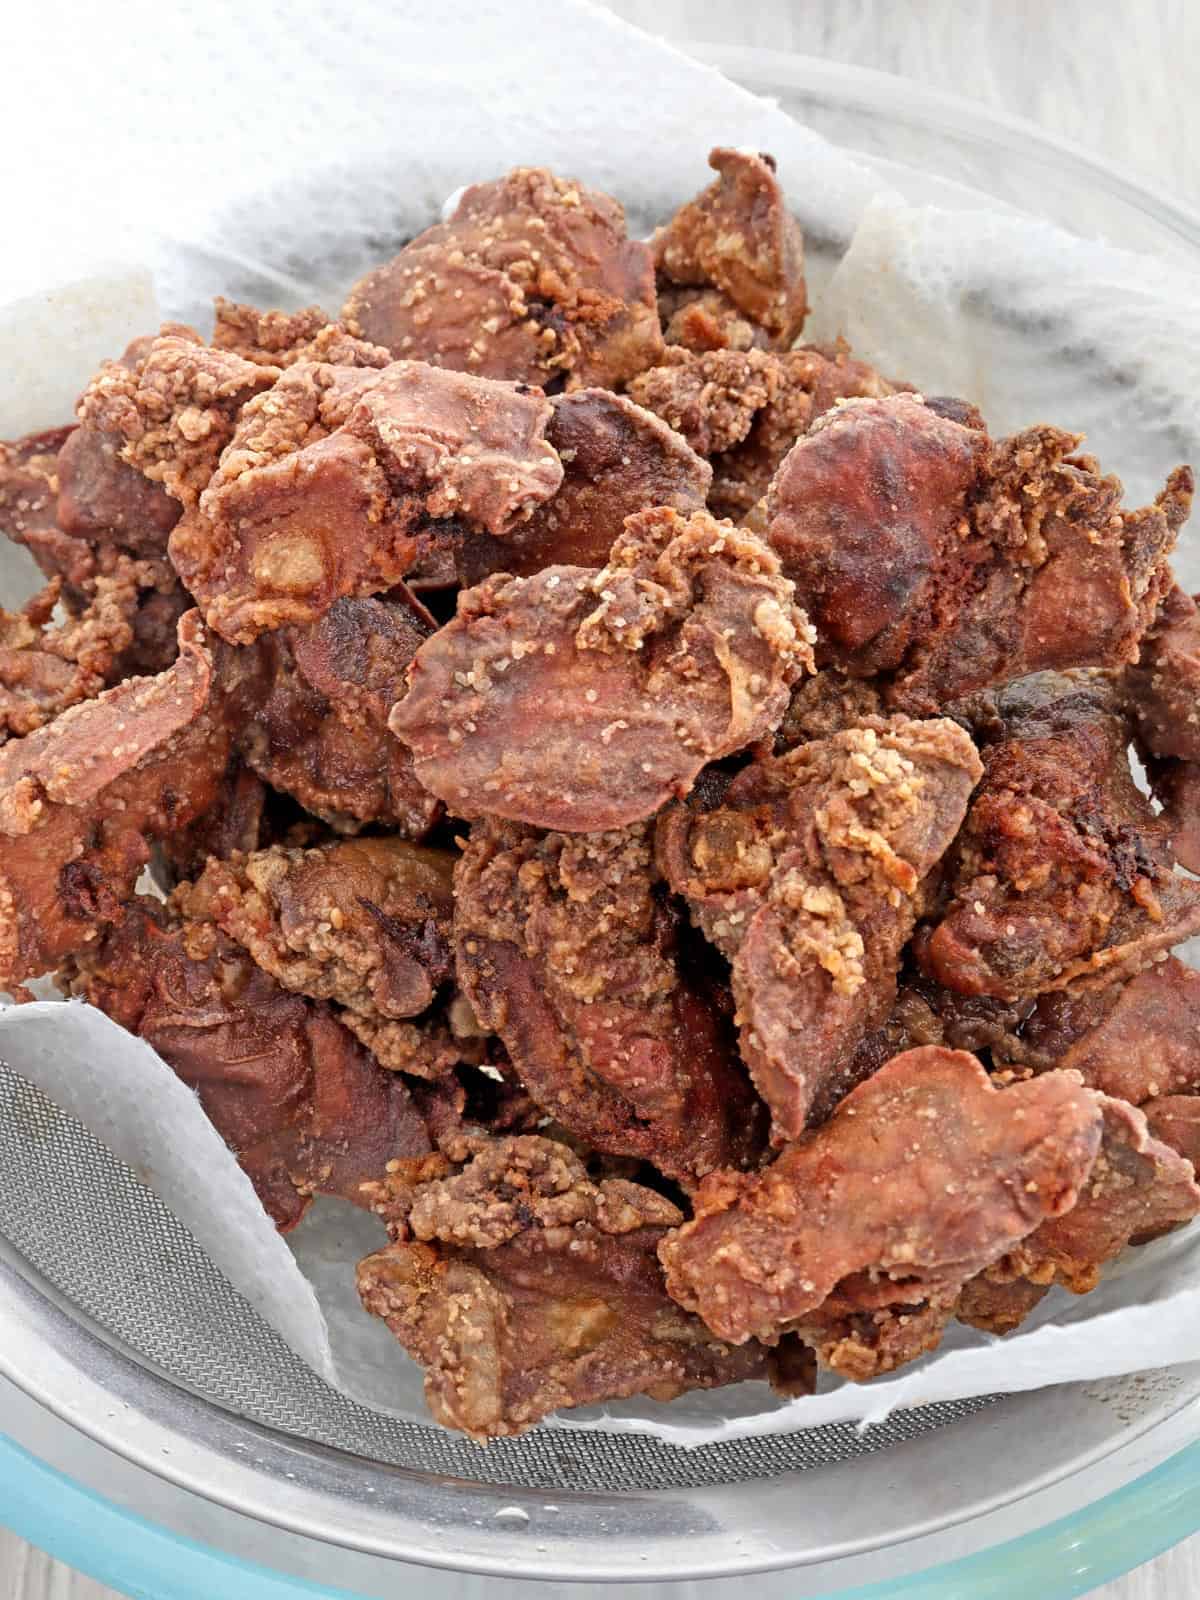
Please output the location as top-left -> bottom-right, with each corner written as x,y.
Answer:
0,1058 -> 996,1493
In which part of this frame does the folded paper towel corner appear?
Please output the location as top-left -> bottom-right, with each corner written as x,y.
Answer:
1,0 -> 1199,1444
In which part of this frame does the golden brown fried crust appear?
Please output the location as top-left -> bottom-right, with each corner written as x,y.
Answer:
658,1047 -> 1103,1353
652,148 -> 807,346
0,614 -> 230,986
0,576 -> 129,738
627,348 -> 780,458
343,167 -> 664,391
216,591 -> 441,835
918,673 -> 1200,1002
1125,584 -> 1200,762
76,331 -> 278,511
960,1095 -> 1200,1329
170,359 -> 563,644
67,897 -> 432,1231
454,819 -> 767,1182
628,343 -> 896,525
391,507 -> 813,832
456,388 -> 711,584
211,298 -> 394,371
657,717 -> 982,1141
179,836 -> 455,1026
0,426 -> 74,543
767,398 -> 1188,711
356,1135 -> 772,1439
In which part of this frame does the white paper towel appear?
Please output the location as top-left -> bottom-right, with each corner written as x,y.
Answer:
2,0 -> 1199,1445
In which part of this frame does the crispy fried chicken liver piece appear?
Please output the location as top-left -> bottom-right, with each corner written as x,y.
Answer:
959,1096 -> 1200,1334
75,330 -> 277,513
1007,958 -> 1200,1106
628,344 -> 895,523
657,717 -> 982,1141
767,396 -> 1189,710
215,591 -> 441,835
67,897 -> 430,1231
919,672 -> 1200,1001
169,359 -> 563,644
0,574 -> 138,739
1125,585 -> 1200,762
652,148 -> 807,347
1124,586 -> 1200,872
658,1047 -> 1102,1351
391,506 -> 812,832
179,836 -> 455,1027
0,427 -> 74,546
357,1135 -> 773,1439
456,388 -> 711,583
0,614 -> 229,987
454,819 -> 768,1183
343,167 -> 663,391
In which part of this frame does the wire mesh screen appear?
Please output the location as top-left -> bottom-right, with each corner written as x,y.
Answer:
0,1058 -> 997,1492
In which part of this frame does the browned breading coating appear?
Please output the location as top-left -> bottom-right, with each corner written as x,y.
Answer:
0,426 -> 74,544
793,1291 -> 960,1383
0,426 -> 187,685
658,1047 -> 1103,1352
709,345 -> 898,522
652,148 -> 807,347
179,836 -> 455,1026
456,388 -> 711,583
0,614 -> 230,986
657,718 -> 982,1140
67,897 -> 431,1231
919,673 -> 1200,1001
391,506 -> 813,831
1148,755 -> 1200,876
211,298 -> 394,370
767,396 -> 1190,711
0,573 -> 139,738
627,348 -> 780,458
343,168 -> 664,391
356,1135 -> 774,1438
629,343 -> 897,523
454,819 -> 768,1183
169,359 -> 563,644
1125,585 -> 1200,761
658,286 -> 769,354
960,1096 -> 1200,1333
215,591 -> 441,835
76,331 -> 277,511
1123,585 -> 1200,873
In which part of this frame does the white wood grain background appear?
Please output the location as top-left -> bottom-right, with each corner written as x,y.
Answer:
3,2 -> 1198,1596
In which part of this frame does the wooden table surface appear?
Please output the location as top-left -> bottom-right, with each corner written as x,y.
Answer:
3,2 -> 1198,1596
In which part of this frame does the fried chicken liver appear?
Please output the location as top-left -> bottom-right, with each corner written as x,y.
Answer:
357,1135 -> 774,1439
454,819 -> 767,1183
391,506 -> 813,831
919,672 -> 1200,1001
658,1047 -> 1103,1353
766,395 -> 1190,711
170,359 -> 563,644
657,717 -> 982,1140
343,167 -> 663,391
67,896 -> 432,1230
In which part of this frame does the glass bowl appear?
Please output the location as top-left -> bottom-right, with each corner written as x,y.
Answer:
3,41 -> 1200,1600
